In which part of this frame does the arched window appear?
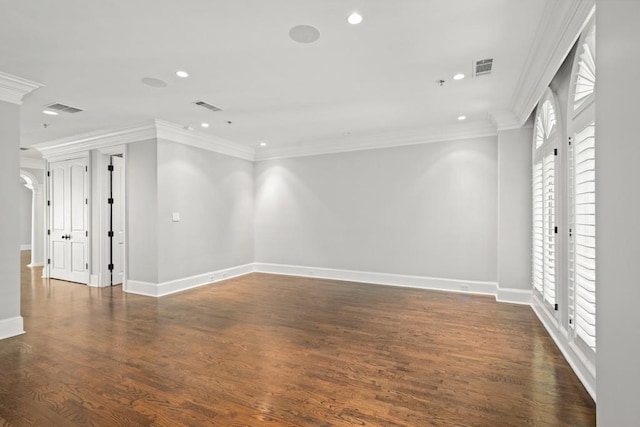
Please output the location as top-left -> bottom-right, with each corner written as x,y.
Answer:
532,88 -> 560,311
568,19 -> 596,354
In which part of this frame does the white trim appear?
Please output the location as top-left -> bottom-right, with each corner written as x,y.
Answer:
0,316 -> 25,340
0,72 -> 42,105
20,244 -> 32,251
125,280 -> 159,297
27,262 -> 44,268
531,298 -> 596,402
489,110 -> 522,131
511,1 -> 595,126
89,274 -> 101,287
254,263 -> 498,295
126,263 -> 254,297
33,119 -> 254,161
20,157 -> 45,170
155,120 -> 254,161
255,125 -> 497,161
33,121 -> 157,159
496,288 -> 532,305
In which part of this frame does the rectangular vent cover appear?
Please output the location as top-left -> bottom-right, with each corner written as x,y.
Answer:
45,102 -> 84,114
474,58 -> 494,76
194,100 -> 223,112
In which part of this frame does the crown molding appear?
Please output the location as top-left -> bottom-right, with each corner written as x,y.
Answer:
488,110 -> 521,131
20,156 -> 45,169
255,122 -> 498,161
155,120 -> 255,161
511,0 -> 595,126
0,72 -> 43,105
32,119 -> 255,161
33,120 -> 158,159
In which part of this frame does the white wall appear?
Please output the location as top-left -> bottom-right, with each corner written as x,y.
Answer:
596,1 -> 640,425
19,182 -> 32,248
255,136 -> 498,282
127,139 -> 159,284
157,140 -> 254,283
497,127 -> 532,291
0,100 -> 22,338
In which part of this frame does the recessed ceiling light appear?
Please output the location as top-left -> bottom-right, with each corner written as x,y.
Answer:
42,110 -> 58,116
176,70 -> 189,78
260,142 -> 267,147
347,12 -> 363,25
201,122 -> 209,128
458,115 -> 467,121
453,73 -> 465,80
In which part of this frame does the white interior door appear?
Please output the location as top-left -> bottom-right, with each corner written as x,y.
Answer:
110,155 -> 125,286
48,158 -> 89,284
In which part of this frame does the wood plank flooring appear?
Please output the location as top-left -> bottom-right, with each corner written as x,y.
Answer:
0,251 -> 595,426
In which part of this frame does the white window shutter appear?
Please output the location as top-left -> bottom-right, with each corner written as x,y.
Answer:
571,123 -> 596,350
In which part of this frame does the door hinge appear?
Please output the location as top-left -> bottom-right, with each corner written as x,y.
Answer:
47,229 -> 50,236
569,318 -> 573,325
107,198 -> 114,204
47,258 -> 50,265
86,263 -> 89,270
107,164 -> 114,172
569,228 -> 572,237
568,137 -> 572,146
47,171 -> 50,177
86,231 -> 88,237
47,200 -> 51,206
108,263 -> 114,271
554,304 -> 559,311
554,226 -> 558,234
108,231 -> 114,238
85,198 -> 88,205
553,148 -> 558,156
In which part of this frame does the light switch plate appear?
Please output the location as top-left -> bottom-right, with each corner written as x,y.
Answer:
172,212 -> 180,222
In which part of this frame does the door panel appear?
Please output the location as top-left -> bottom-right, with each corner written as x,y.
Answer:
48,158 -> 89,284
111,155 -> 125,286
70,164 -> 85,231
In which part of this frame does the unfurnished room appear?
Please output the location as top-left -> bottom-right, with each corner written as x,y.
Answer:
1,1 -> 639,426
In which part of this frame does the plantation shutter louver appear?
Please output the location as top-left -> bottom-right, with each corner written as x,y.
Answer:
568,19 -> 596,353
532,89 -> 559,311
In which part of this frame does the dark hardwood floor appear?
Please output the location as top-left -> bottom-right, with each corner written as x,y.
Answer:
0,251 -> 595,426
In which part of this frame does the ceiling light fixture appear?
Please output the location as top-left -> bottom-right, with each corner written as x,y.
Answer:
260,142 -> 267,147
42,110 -> 58,116
453,73 -> 465,80
347,12 -> 363,25
201,122 -> 209,128
458,115 -> 467,121
176,70 -> 189,78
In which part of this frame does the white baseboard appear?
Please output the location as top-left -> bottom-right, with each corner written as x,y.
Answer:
496,287 -> 532,305
531,299 -> 596,402
254,263 -> 498,295
27,262 -> 44,268
89,274 -> 102,287
20,244 -> 32,251
126,263 -> 254,297
0,316 -> 25,340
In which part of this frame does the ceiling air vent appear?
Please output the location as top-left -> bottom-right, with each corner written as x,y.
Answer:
194,100 -> 223,112
44,102 -> 84,114
473,58 -> 494,77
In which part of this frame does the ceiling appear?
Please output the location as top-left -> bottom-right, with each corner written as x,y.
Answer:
1,1 -> 562,158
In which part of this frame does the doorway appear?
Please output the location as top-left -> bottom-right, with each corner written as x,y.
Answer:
47,156 -> 90,284
107,155 -> 125,286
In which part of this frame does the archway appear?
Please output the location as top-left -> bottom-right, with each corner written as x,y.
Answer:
19,169 -> 44,267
